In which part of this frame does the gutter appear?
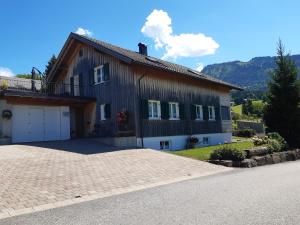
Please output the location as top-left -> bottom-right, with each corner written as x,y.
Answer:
137,73 -> 146,148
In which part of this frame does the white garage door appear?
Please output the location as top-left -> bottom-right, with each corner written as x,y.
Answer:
12,105 -> 70,143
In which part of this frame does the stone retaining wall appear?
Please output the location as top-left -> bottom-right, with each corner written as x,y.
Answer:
210,149 -> 300,168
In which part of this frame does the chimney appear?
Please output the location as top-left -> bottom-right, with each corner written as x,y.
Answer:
138,42 -> 148,56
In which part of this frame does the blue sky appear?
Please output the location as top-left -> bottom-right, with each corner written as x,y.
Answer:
1,0 -> 300,76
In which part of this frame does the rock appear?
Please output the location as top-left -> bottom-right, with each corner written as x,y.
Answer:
286,151 -> 297,161
209,160 -> 233,167
265,154 -> 273,164
272,153 -> 281,164
218,160 -> 233,167
295,149 -> 300,159
280,152 -> 287,162
254,156 -> 267,166
245,147 -> 269,158
209,160 -> 221,165
240,159 -> 257,168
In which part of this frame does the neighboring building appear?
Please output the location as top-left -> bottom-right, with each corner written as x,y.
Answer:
0,33 -> 241,150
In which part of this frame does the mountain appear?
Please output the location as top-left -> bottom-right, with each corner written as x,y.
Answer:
202,55 -> 300,91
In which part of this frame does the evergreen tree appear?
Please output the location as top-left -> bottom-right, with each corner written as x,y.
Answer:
263,40 -> 300,147
44,54 -> 57,78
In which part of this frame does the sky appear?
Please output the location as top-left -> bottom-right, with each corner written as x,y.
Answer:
1,0 -> 300,76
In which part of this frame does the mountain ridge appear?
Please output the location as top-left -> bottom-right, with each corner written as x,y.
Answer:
202,55 -> 300,90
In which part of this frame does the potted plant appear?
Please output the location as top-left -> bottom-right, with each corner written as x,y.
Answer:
117,110 -> 129,131
187,136 -> 199,148
2,110 -> 12,120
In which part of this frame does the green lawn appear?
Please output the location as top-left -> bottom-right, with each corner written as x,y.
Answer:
232,104 -> 242,115
170,141 -> 254,161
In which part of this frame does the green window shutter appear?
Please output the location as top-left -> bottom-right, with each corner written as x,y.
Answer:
203,106 -> 209,120
215,106 -> 220,120
179,103 -> 185,120
190,104 -> 196,120
103,63 -> 110,81
161,102 -> 169,120
140,99 -> 149,119
104,104 -> 111,119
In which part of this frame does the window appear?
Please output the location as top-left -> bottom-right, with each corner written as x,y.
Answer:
195,105 -> 203,120
160,140 -> 170,150
148,100 -> 161,119
100,104 -> 111,120
169,102 -> 179,120
203,137 -> 209,145
221,106 -> 231,120
94,65 -> 104,84
94,64 -> 109,84
208,106 -> 216,121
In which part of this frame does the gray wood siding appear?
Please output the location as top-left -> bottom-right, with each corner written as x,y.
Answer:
59,46 -> 232,138
61,46 -> 136,137
133,69 -> 228,138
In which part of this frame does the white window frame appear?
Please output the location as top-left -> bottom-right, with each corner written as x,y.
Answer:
208,106 -> 216,121
195,105 -> 203,120
94,65 -> 105,85
160,140 -> 171,150
100,104 -> 106,121
169,102 -> 179,120
203,137 -> 209,145
148,100 -> 161,120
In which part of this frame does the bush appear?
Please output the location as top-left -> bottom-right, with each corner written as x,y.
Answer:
252,136 -> 269,146
267,132 -> 288,150
233,129 -> 256,138
210,147 -> 246,161
267,139 -> 282,153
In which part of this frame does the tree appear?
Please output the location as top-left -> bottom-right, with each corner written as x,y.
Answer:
263,40 -> 300,147
242,99 -> 253,115
44,54 -> 57,79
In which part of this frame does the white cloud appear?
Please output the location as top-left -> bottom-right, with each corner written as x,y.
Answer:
141,9 -> 219,59
0,67 -> 14,77
196,63 -> 204,72
75,27 -> 93,36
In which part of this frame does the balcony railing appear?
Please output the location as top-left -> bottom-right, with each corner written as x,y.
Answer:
0,77 -> 92,98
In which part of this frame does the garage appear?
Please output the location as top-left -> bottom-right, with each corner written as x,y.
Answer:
12,105 -> 70,143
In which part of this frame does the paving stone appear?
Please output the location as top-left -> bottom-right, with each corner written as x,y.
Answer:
0,140 -> 231,217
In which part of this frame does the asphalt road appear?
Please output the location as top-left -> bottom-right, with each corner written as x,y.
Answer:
2,161 -> 300,225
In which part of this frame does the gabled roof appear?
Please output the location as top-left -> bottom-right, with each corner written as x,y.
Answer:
48,32 -> 242,90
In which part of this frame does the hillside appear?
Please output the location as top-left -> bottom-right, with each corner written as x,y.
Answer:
202,55 -> 300,90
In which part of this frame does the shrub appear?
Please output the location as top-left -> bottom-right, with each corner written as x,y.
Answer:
267,132 -> 288,150
0,80 -> 8,90
233,129 -> 256,138
210,147 -> 246,161
267,139 -> 282,153
252,136 -> 269,146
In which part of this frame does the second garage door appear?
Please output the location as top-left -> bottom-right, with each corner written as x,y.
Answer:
12,105 -> 70,143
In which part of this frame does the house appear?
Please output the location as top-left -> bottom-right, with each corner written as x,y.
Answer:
0,33 -> 241,150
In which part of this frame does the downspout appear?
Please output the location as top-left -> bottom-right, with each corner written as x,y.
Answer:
138,73 -> 146,148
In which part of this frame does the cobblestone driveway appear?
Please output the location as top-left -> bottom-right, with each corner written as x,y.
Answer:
0,139 -> 232,219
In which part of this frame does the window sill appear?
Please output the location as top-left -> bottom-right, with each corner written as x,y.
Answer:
209,119 -> 216,121
149,117 -> 161,120
169,118 -> 180,121
195,118 -> 204,121
94,81 -> 109,85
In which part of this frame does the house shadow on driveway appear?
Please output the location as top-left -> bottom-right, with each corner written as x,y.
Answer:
22,138 -> 139,155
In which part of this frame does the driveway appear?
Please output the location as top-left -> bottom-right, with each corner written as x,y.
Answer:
0,139 -> 231,219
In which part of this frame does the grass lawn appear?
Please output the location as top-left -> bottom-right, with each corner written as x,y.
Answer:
170,141 -> 254,161
232,104 -> 242,115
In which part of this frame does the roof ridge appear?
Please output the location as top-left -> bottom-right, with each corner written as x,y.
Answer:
69,32 -> 242,90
